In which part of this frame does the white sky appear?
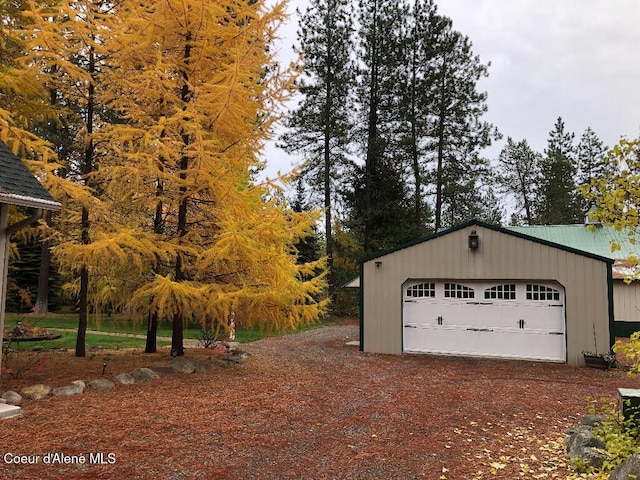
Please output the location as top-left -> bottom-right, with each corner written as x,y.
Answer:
263,0 -> 640,180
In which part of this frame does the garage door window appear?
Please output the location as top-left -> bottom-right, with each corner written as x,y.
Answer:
484,284 -> 516,300
444,283 -> 474,299
526,284 -> 560,301
406,283 -> 436,298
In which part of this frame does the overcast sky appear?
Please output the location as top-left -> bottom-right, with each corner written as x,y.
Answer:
263,0 -> 640,178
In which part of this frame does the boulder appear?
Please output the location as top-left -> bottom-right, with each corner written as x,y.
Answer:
2,391 -> 22,405
171,357 -> 200,374
52,383 -> 84,397
132,367 -> 159,382
610,454 -> 640,480
72,380 -> 86,389
21,384 -> 51,400
580,414 -> 607,427
87,379 -> 115,391
565,425 -> 609,470
115,373 -> 135,385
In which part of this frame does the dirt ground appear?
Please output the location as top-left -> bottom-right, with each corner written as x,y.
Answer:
0,319 -> 638,479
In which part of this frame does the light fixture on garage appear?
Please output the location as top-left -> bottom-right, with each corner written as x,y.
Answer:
375,261 -> 382,268
468,230 -> 479,250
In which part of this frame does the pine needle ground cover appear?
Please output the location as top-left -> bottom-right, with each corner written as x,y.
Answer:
1,320 -> 638,479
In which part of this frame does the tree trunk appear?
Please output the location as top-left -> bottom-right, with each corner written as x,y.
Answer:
324,35 -> 334,296
145,312 -> 158,354
76,44 -> 95,358
35,212 -> 52,313
434,57 -> 448,231
364,3 -> 379,254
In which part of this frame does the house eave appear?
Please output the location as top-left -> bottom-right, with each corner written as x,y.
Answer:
0,192 -> 61,211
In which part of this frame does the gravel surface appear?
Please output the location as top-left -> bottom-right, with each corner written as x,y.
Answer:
0,319 -> 638,479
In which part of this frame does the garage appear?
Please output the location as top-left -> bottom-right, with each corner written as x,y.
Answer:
358,220 -> 615,366
402,280 -> 566,361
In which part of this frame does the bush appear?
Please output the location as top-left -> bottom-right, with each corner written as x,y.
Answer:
614,331 -> 640,376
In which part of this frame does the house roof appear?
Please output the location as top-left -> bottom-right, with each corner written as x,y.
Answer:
508,224 -> 639,279
0,140 -> 60,210
363,219 -> 614,265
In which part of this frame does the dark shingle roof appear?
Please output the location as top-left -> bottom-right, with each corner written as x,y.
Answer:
0,140 -> 60,210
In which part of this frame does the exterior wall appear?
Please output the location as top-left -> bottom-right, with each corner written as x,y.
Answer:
614,280 -> 640,322
613,280 -> 640,337
362,224 -> 611,366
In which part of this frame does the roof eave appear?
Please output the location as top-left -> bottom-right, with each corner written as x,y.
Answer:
0,192 -> 61,211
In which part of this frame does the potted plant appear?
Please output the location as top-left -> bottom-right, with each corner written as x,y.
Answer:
583,323 -> 617,369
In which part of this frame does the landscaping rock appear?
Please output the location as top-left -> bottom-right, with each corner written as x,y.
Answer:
580,414 -> 607,427
0,398 -> 6,404
171,357 -> 200,374
2,391 -> 22,405
132,367 -> 159,382
21,384 -> 51,400
565,425 -> 609,470
87,379 -> 115,391
72,380 -> 86,390
53,383 -> 84,397
116,373 -> 135,385
610,453 -> 640,480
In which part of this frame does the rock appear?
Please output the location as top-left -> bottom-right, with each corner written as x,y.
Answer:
52,383 -> 84,397
565,426 -> 606,452
610,453 -> 640,480
565,425 -> 609,470
0,398 -> 6,404
132,367 -> 159,382
21,384 -> 51,400
230,350 -> 249,364
115,373 -> 135,385
87,379 -> 115,391
171,357 -> 200,374
580,414 -> 607,427
2,391 -> 22,405
72,380 -> 86,390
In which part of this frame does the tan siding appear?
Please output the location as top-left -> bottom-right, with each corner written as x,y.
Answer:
362,225 -> 611,365
614,281 -> 640,322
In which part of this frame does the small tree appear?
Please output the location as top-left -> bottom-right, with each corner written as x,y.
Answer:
582,138 -> 640,376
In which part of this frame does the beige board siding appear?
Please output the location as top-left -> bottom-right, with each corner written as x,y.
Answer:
613,281 -> 640,322
362,225 -> 610,366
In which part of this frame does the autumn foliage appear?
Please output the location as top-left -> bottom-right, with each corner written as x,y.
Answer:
1,0 -> 328,355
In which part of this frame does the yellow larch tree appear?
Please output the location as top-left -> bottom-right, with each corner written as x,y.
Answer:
19,0 -> 128,356
93,0 -> 328,354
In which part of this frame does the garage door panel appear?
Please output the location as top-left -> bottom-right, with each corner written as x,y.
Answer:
403,280 -> 566,362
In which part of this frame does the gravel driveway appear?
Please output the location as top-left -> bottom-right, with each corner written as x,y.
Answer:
1,319 -> 638,479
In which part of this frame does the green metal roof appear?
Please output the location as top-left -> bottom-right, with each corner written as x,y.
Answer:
0,140 -> 60,210
507,224 -> 638,260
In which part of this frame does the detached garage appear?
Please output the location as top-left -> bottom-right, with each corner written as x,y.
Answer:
359,220 -> 614,366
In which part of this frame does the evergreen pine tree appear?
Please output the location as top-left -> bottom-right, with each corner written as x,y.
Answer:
576,127 -> 609,213
280,0 -> 355,295
496,137 -> 542,225
537,117 -> 580,224
355,0 -> 414,254
430,25 -> 499,229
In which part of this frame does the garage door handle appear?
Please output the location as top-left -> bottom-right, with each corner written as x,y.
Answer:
467,328 -> 494,332
548,331 -> 563,335
548,304 -> 563,307
405,325 -> 417,328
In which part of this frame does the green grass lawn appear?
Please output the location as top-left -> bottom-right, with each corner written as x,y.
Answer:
4,330 -> 171,351
3,313 -> 344,351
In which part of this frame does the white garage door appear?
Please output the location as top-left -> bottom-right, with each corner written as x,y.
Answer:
403,280 -> 566,362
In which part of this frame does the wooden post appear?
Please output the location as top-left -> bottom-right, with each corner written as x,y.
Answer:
0,203 -> 10,376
